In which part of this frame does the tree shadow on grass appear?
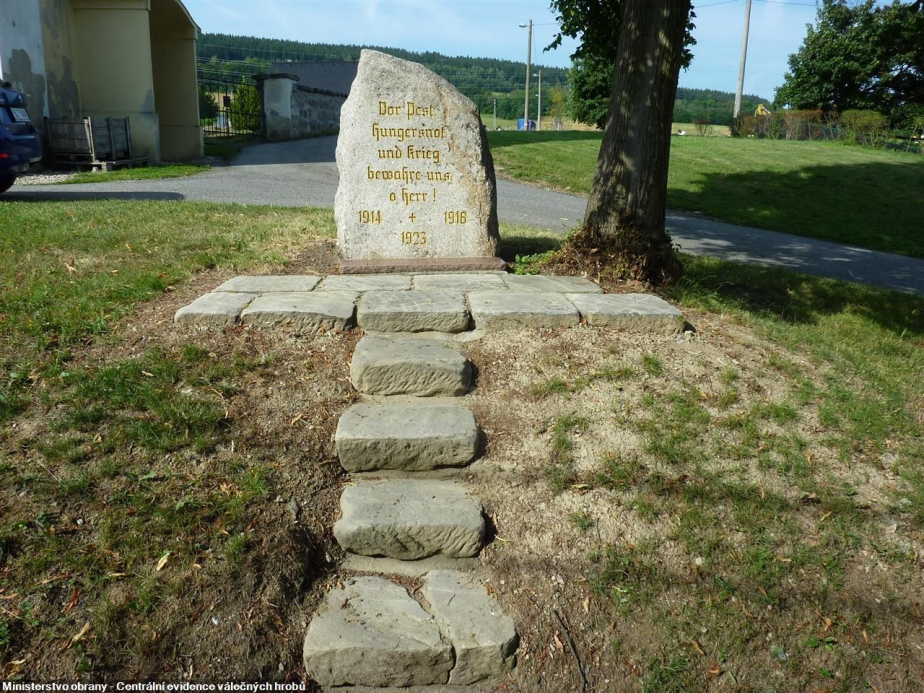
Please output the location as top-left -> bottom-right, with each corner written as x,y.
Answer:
5,190 -> 184,202
672,254 -> 924,339
498,234 -> 563,262
667,158 -> 924,258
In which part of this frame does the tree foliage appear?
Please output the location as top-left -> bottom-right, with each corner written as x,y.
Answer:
197,86 -> 218,120
674,87 -> 769,125
774,0 -> 924,130
566,55 -> 614,127
547,85 -> 568,122
230,84 -> 261,132
548,0 -> 696,127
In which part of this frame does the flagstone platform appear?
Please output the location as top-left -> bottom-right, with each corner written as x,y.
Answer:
175,273 -> 686,335
173,271 -> 690,689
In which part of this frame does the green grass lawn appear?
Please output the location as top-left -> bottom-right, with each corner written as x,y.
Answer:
1,200 -> 922,685
59,163 -> 210,185
488,132 -> 924,258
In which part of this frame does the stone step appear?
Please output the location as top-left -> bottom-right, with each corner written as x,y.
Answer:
240,291 -> 358,333
336,403 -> 479,472
303,576 -> 452,688
502,274 -> 603,293
334,479 -> 485,560
341,554 -> 480,577
423,570 -> 519,685
213,275 -> 321,293
303,572 -> 518,688
413,272 -> 506,292
358,290 -> 470,333
566,292 -> 686,335
468,291 -> 581,330
174,292 -> 255,325
350,335 -> 471,397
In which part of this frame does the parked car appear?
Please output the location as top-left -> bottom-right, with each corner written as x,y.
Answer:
0,82 -> 43,193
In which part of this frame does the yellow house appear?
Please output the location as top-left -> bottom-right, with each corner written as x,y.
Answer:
0,0 -> 202,162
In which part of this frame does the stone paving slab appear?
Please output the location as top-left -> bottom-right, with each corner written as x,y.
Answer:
468,291 -> 580,330
239,291 -> 358,333
350,335 -> 471,396
318,274 -> 412,292
566,292 -> 685,334
336,403 -> 478,472
213,275 -> 321,293
334,479 -> 485,559
303,576 -> 452,687
502,274 -> 603,293
358,291 -> 470,333
423,571 -> 519,685
412,273 -> 507,292
342,554 -> 479,577
174,292 -> 255,325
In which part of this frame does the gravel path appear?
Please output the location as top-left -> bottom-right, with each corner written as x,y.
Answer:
8,136 -> 923,295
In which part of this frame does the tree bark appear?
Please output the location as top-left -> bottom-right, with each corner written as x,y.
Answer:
580,0 -> 690,284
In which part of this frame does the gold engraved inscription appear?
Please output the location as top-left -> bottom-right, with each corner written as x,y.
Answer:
401,231 -> 428,245
358,210 -> 382,224
401,188 -> 428,205
444,211 -> 467,225
371,124 -> 446,142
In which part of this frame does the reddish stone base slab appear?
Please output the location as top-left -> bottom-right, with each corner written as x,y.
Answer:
341,257 -> 508,275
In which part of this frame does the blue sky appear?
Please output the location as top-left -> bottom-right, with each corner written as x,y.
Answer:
185,0 -> 823,101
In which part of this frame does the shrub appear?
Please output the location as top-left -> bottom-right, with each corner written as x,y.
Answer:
840,110 -> 888,146
197,87 -> 218,121
693,118 -> 713,137
230,84 -> 262,133
782,109 -> 822,140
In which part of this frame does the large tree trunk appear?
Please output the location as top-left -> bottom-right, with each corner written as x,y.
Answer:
578,0 -> 690,285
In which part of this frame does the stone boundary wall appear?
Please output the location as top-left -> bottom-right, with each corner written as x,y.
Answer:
256,73 -> 347,141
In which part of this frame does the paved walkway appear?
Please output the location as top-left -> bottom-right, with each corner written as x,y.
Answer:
10,136 -> 924,295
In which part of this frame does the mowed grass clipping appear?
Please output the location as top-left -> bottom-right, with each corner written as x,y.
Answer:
487,131 -> 924,257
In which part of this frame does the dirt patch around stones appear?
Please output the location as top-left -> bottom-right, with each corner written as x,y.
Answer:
0,270 -> 358,682
461,320 -> 923,692
3,262 -> 922,691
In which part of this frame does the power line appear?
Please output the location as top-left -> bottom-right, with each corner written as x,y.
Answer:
757,0 -> 817,6
697,0 -> 816,8
697,0 -> 741,8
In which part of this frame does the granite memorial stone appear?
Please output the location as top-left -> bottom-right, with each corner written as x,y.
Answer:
335,50 -> 500,267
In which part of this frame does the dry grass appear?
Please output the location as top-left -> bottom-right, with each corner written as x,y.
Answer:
465,318 -> 923,692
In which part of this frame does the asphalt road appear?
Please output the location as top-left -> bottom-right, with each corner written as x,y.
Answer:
9,136 -> 924,295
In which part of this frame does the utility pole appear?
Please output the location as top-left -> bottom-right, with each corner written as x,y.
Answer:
733,0 -> 752,119
534,70 -> 542,131
520,19 -> 532,130
493,98 -> 497,130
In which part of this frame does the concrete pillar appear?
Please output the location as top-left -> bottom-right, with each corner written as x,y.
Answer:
150,0 -> 202,161
256,73 -> 296,141
70,0 -> 160,161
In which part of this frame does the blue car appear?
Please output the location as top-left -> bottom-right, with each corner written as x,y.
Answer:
0,82 -> 43,194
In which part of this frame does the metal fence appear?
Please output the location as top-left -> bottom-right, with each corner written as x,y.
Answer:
197,74 -> 263,140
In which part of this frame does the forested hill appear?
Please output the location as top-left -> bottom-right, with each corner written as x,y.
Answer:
196,33 -> 771,125
196,33 -> 569,119
674,87 -> 772,124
